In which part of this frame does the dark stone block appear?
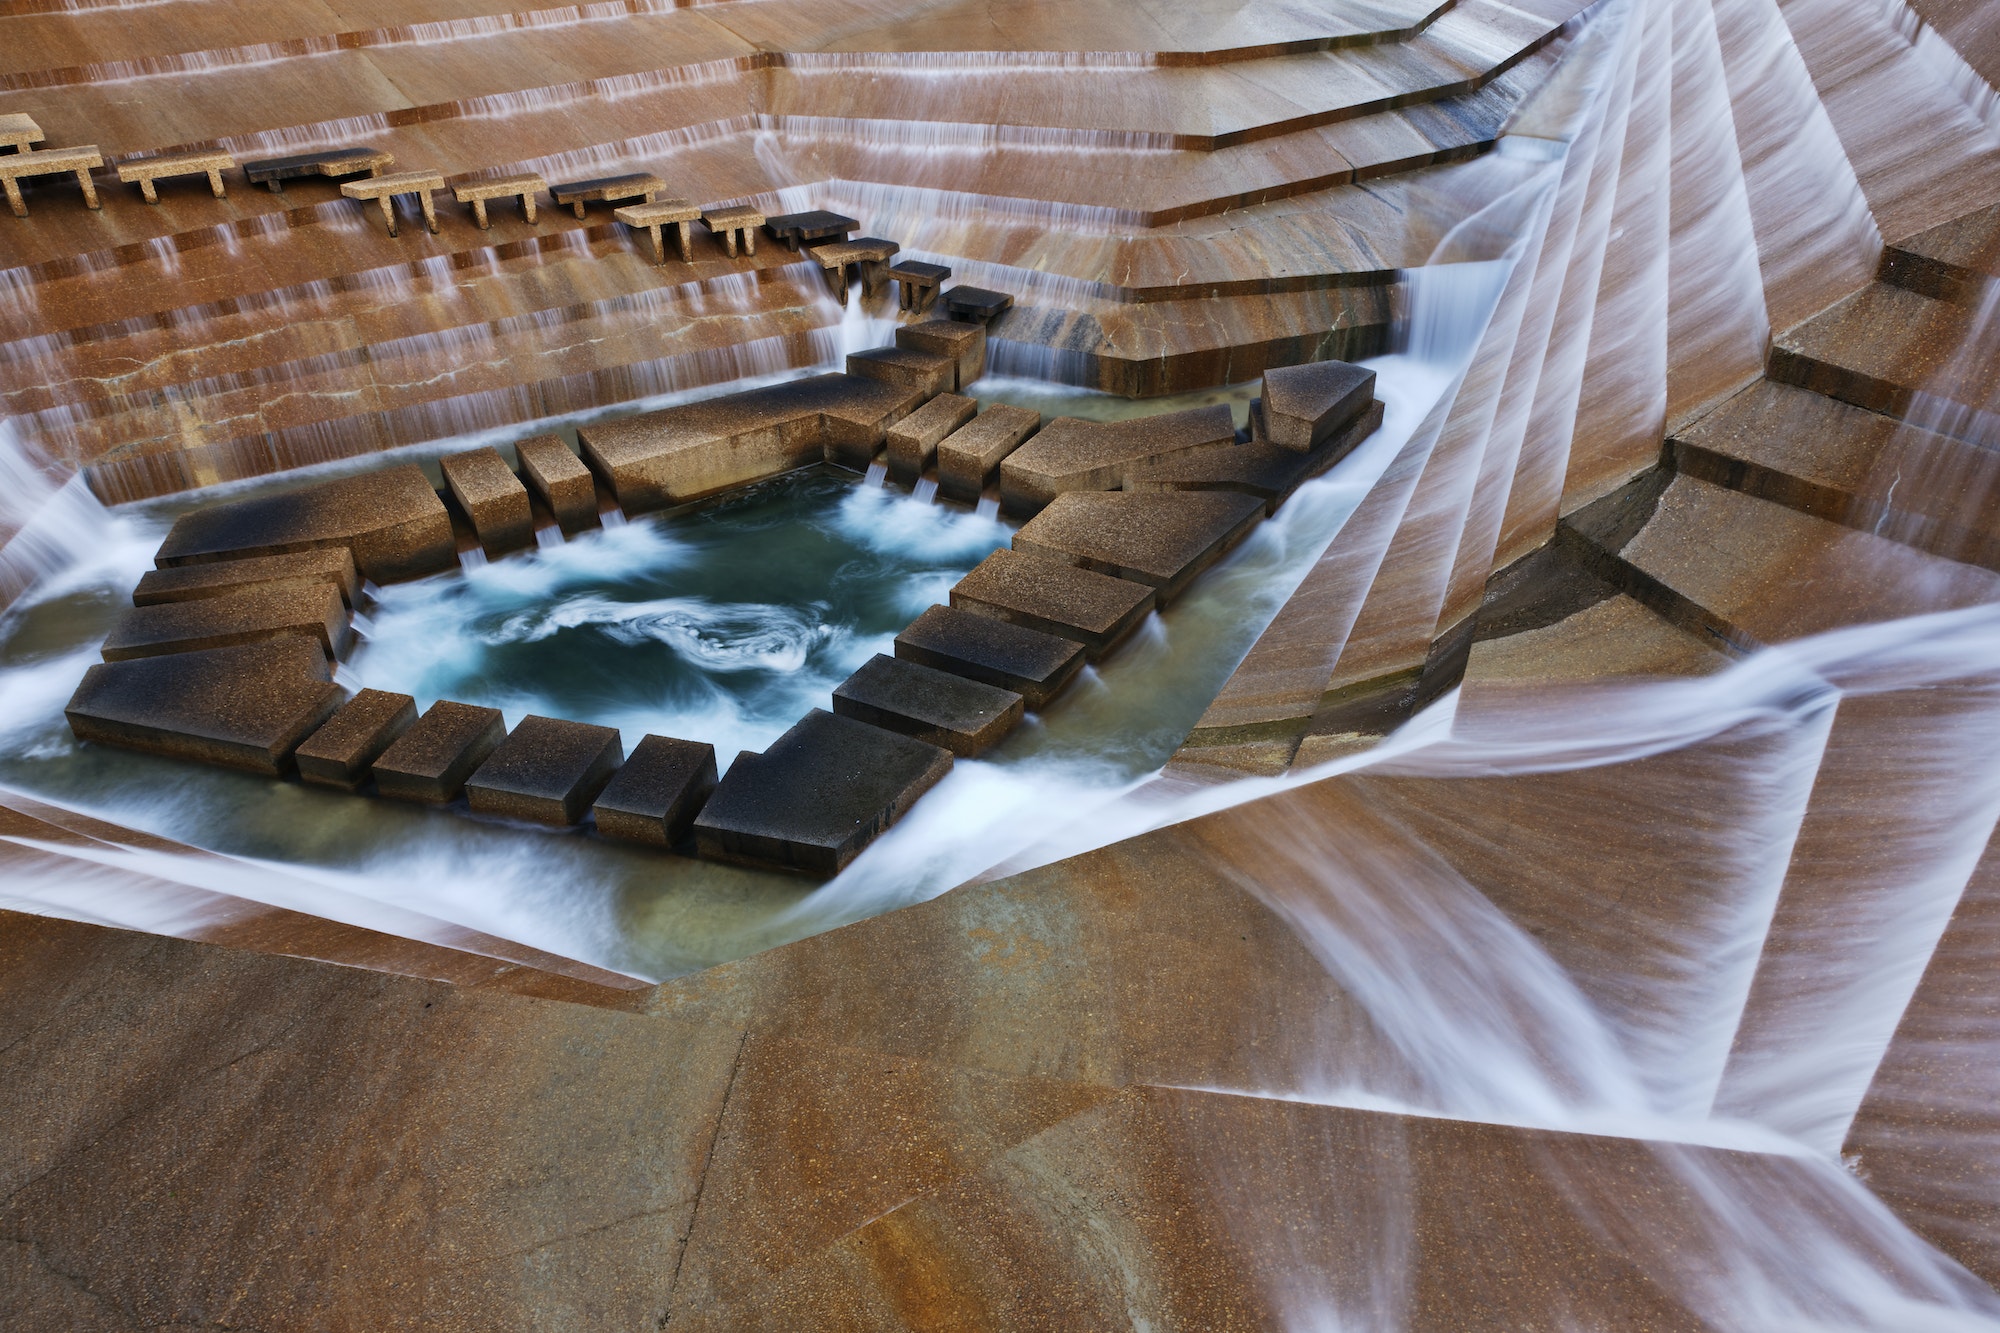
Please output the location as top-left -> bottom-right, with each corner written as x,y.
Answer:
101,579 -> 351,661
936,405 -> 1039,504
885,393 -> 977,487
893,604 -> 1083,709
943,286 -> 1013,322
515,435 -> 598,532
1261,359 -> 1376,454
466,714 -> 624,826
1125,399 -> 1385,514
64,637 -> 341,776
693,709 -> 952,877
593,734 -> 718,847
764,210 -> 857,251
153,464 -> 455,583
132,548 -> 360,607
846,346 -> 955,399
950,548 -> 1155,660
372,701 -> 506,804
295,689 -> 418,791
440,447 -> 533,554
832,654 -> 1024,757
895,319 -> 986,391
999,406 -> 1235,516
1012,490 -> 1265,605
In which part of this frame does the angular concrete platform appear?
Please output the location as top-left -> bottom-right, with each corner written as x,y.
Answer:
295,689 -> 419,791
101,579 -> 351,661
1125,398 -> 1384,513
131,548 -> 360,608
951,548 -> 1156,659
515,435 -> 599,533
64,637 -> 342,776
936,405 -> 1040,504
999,406 -> 1236,515
895,319 -> 987,391
371,701 -> 507,805
846,346 -> 956,399
440,447 -> 533,555
1260,358 -> 1376,452
592,734 -> 718,847
832,654 -> 1025,757
894,604 -> 1085,709
1012,490 -> 1265,604
153,464 -> 456,583
885,393 -> 977,487
578,374 -> 924,509
692,709 -> 953,877
465,715 -> 624,826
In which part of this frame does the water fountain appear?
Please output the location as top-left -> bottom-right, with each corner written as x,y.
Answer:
6,0 -> 2000,1326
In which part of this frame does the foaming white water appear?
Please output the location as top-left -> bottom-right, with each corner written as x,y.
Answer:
0,417 -> 155,610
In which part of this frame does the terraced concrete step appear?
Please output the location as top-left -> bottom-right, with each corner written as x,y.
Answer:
1882,199 -> 2000,303
1668,379 -> 2000,571
1561,471 -> 2000,652
1769,281 -> 1992,429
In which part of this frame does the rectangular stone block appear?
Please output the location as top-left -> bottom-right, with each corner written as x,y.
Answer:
885,393 -> 977,487
295,689 -> 418,791
893,604 -> 1084,709
466,714 -> 624,826
1125,399 -> 1385,514
101,579 -> 350,662
1260,359 -> 1377,453
64,637 -> 341,776
846,346 -> 955,399
153,464 -> 455,583
999,405 -> 1235,516
132,548 -> 360,608
832,654 -> 1023,757
895,319 -> 986,390
950,548 -> 1154,660
693,709 -> 952,877
935,405 -> 1041,504
515,435 -> 598,532
1012,490 -> 1265,605
440,447 -> 533,554
372,701 -> 506,804
578,375 -> 921,510
592,734 -> 718,847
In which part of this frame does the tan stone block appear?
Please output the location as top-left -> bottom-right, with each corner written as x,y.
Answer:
101,579 -> 350,661
884,393 -> 976,487
440,446 -> 532,554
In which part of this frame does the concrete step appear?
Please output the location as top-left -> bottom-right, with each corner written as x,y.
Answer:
1882,200 -> 2000,304
1768,281 -> 1993,433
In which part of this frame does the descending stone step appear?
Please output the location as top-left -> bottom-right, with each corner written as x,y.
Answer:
893,605 -> 1085,709
295,688 -> 418,792
440,446 -> 534,556
371,700 -> 506,804
1668,379 -> 2000,571
63,636 -> 341,776
1127,398 -> 1384,513
999,405 -> 1236,516
131,546 -> 358,607
950,548 -> 1156,659
1768,281 -> 1991,427
152,462 -> 455,582
1562,472 -> 2000,652
465,715 -> 625,827
100,577 -> 350,662
1881,199 -> 2000,303
936,404 -> 1040,504
591,734 -> 718,848
831,654 -> 1025,757
692,709 -> 954,876
1012,489 -> 1264,605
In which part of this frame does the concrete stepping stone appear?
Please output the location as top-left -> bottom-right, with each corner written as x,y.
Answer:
950,548 -> 1155,660
295,689 -> 418,791
893,604 -> 1084,709
999,405 -> 1236,516
593,734 -> 718,847
943,286 -> 1013,323
514,435 -> 598,533
101,579 -> 351,661
1125,399 -> 1383,513
895,318 -> 987,392
832,654 -> 1025,757
153,463 -> 456,583
132,548 -> 359,608
935,405 -> 1040,504
440,446 -> 533,554
846,345 -> 956,398
1260,359 -> 1377,453
1012,490 -> 1264,605
465,715 -> 624,826
64,637 -> 341,776
372,701 -> 506,804
885,393 -> 977,487
764,209 -> 857,252
579,374 -> 922,510
889,259 -> 951,314
810,237 -> 900,302
693,709 -> 952,877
